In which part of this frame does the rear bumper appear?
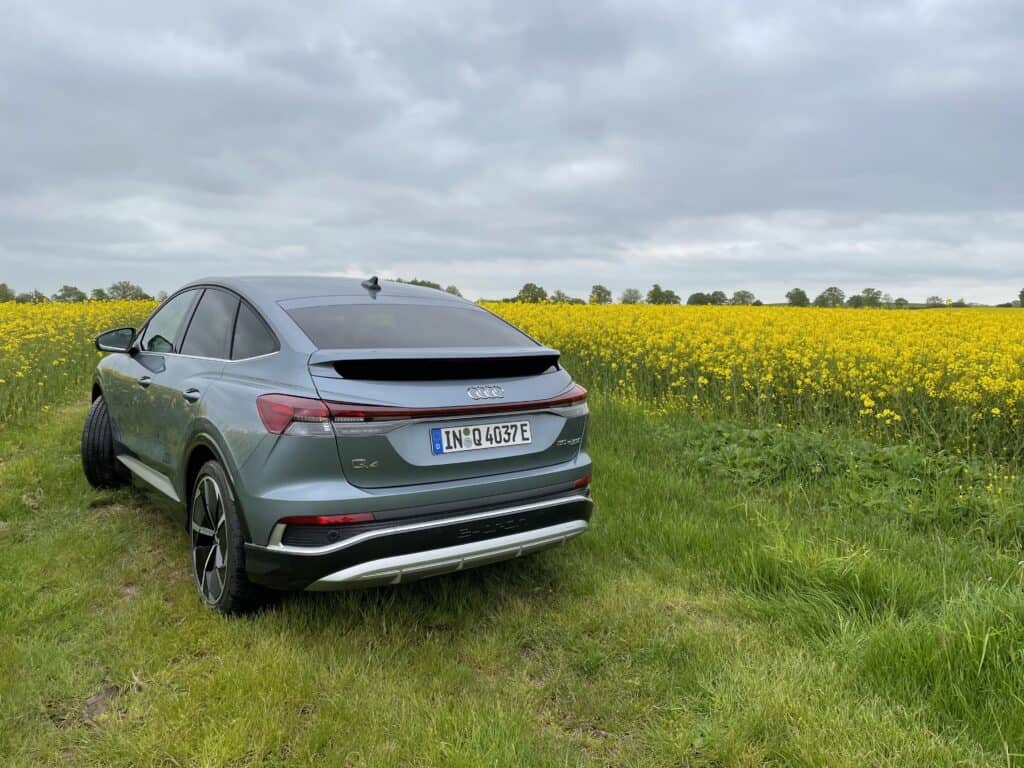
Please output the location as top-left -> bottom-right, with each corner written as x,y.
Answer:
244,493 -> 592,591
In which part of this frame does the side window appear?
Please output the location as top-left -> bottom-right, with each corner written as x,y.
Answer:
180,288 -> 240,359
232,302 -> 278,360
141,290 -> 200,353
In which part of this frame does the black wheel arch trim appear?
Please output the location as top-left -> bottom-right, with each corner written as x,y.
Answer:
181,431 -> 252,543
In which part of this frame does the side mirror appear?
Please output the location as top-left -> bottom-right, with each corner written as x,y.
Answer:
95,327 -> 136,353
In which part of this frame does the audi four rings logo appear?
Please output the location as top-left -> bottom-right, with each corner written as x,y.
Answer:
467,385 -> 505,400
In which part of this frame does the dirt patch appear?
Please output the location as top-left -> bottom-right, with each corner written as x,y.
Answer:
121,583 -> 141,598
84,684 -> 119,723
569,722 -> 614,740
44,700 -> 76,729
21,487 -> 43,510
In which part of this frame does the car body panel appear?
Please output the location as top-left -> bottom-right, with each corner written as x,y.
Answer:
90,276 -> 592,592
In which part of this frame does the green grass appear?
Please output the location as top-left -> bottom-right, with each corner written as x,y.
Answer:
2,397 -> 1023,766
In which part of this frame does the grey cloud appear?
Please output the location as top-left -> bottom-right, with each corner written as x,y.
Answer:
0,0 -> 1022,303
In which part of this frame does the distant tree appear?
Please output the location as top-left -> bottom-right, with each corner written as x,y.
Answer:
709,290 -> 728,306
107,281 -> 150,300
619,288 -> 643,304
893,297 -> 910,309
1019,287 -> 1024,306
550,290 -> 584,304
881,292 -> 893,308
15,290 -> 48,304
752,299 -> 764,306
0,282 -> 14,302
444,285 -> 462,297
925,296 -> 945,307
515,283 -> 548,303
813,286 -> 846,308
90,288 -> 109,301
857,287 -> 883,308
52,285 -> 87,303
785,288 -> 810,307
155,291 -> 169,302
846,294 -> 866,308
589,284 -> 612,305
647,284 -> 681,305
951,298 -> 967,308
730,290 -> 756,306
687,292 -> 712,305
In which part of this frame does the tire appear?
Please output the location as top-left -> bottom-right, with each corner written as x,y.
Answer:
189,460 -> 267,615
81,395 -> 130,489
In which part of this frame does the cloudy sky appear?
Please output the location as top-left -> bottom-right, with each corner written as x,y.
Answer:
1,0 -> 1022,303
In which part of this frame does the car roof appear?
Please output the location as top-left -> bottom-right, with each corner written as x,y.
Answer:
186,275 -> 470,308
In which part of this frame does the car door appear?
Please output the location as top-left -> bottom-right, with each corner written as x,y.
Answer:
140,287 -> 240,478
108,289 -> 201,464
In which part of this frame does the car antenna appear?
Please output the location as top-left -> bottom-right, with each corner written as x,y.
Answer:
361,275 -> 381,292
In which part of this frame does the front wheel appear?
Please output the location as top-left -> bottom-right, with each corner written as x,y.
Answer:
189,460 -> 267,614
81,395 -> 130,489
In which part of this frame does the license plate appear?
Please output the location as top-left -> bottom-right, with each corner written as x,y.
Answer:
430,420 -> 532,455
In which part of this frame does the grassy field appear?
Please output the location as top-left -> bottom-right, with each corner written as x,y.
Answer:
2,300 -> 1024,765
3,395 -> 1024,766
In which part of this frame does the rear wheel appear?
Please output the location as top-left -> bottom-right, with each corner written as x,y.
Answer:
81,395 -> 130,489
190,460 -> 267,614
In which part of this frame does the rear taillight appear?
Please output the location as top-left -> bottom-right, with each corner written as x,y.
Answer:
572,475 -> 592,490
277,513 -> 375,525
256,394 -> 333,436
327,383 -> 589,422
257,383 -> 588,436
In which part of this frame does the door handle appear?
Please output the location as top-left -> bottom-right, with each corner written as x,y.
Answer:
137,376 -> 153,388
182,388 -> 202,404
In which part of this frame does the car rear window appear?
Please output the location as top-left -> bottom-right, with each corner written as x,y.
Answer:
285,304 -> 536,349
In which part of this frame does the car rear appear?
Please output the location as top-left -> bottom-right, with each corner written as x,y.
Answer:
237,289 -> 592,590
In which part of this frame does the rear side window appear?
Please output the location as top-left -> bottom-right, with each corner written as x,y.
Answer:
231,302 -> 278,359
285,304 -> 536,349
141,289 -> 200,353
180,288 -> 239,359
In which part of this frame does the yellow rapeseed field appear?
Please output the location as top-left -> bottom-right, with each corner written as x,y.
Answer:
0,300 -> 155,424
3,299 -> 1024,461
487,303 -> 1024,461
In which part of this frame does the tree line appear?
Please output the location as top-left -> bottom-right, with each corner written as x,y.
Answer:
0,281 -> 158,304
0,277 -> 463,305
506,283 -> 1024,308
3,278 -> 1022,308
508,283 -> 767,306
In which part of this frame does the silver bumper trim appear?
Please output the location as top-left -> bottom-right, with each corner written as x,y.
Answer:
306,519 -> 587,590
265,493 -> 591,556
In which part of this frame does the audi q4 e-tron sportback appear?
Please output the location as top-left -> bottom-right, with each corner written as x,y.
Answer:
82,276 -> 592,613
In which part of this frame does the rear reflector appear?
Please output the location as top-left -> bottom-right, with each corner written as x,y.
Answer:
277,513 -> 376,526
572,475 -> 592,490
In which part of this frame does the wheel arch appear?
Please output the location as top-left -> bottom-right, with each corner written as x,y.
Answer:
182,433 -> 252,542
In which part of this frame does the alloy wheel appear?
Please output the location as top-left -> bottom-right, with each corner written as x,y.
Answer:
191,475 -> 228,604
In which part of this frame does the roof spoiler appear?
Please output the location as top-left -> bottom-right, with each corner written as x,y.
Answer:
307,346 -> 561,381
